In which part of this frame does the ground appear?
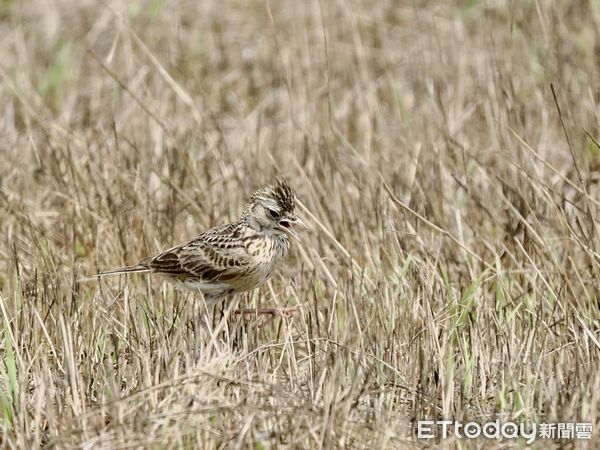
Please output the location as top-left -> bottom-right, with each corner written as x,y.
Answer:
0,0 -> 599,448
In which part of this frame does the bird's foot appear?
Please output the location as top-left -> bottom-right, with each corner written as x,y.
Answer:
233,306 -> 298,317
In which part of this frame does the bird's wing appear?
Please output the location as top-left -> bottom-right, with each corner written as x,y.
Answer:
140,223 -> 252,284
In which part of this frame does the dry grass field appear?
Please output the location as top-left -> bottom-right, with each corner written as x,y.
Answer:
1,0 -> 599,448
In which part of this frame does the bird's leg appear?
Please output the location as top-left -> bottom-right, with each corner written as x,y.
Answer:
233,306 -> 299,329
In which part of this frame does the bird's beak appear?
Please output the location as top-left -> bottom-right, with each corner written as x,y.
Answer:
278,215 -> 305,241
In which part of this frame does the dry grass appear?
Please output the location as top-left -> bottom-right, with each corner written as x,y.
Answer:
1,0 -> 599,448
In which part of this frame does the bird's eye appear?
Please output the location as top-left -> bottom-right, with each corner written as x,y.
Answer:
269,209 -> 280,219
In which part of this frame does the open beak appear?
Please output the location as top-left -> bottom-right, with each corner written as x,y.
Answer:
278,216 -> 305,241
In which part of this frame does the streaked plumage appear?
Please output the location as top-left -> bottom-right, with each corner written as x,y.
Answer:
86,179 -> 300,307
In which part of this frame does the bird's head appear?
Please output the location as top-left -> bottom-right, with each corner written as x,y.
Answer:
243,178 -> 302,239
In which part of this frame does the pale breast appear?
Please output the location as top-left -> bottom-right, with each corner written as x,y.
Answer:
239,232 -> 289,291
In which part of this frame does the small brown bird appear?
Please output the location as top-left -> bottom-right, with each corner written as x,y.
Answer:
84,179 -> 301,313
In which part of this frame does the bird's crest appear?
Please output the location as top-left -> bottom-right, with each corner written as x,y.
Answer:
245,178 -> 296,216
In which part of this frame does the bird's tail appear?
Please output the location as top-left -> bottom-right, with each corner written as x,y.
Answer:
78,265 -> 150,283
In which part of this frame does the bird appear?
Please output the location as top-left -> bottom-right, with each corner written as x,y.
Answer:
82,178 -> 302,315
